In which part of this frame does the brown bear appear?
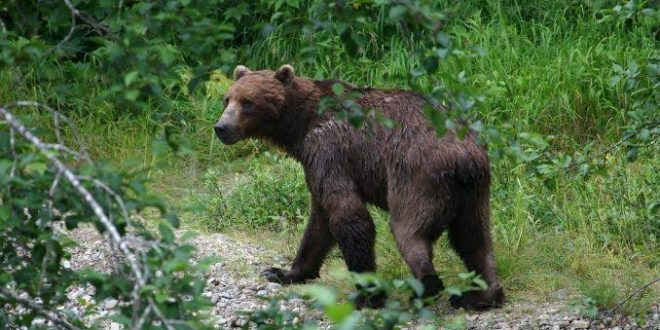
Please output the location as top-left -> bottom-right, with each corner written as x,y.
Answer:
214,64 -> 505,310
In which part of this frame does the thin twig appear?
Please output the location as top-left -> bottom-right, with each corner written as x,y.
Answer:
6,101 -> 91,161
148,298 -> 176,330
62,0 -> 110,36
0,288 -> 81,330
133,304 -> 152,330
48,170 -> 64,216
47,0 -> 77,57
609,277 -> 660,315
8,127 -> 17,194
79,176 -> 130,221
567,121 -> 660,172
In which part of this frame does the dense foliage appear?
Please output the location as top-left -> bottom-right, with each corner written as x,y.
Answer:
1,0 -> 658,328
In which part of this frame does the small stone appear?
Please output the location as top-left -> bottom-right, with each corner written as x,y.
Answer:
109,322 -> 120,330
211,294 -> 221,304
104,299 -> 118,309
256,290 -> 267,296
266,282 -> 282,291
572,320 -> 589,329
551,325 -> 560,330
557,320 -> 571,327
231,318 -> 247,328
292,317 -> 300,325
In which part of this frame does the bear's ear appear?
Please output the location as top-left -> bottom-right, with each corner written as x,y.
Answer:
275,64 -> 295,85
233,65 -> 251,80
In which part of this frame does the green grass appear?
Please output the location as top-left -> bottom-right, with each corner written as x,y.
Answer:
2,0 -> 658,318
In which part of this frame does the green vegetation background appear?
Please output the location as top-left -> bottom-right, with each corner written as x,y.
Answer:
2,0 -> 658,318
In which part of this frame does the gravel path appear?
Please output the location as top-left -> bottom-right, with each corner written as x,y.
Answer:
64,224 -> 659,330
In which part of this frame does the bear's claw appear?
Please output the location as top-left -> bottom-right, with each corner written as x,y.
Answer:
261,267 -> 287,284
354,291 -> 387,310
449,286 -> 505,311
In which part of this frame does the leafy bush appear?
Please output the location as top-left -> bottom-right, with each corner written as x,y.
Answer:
0,103 -> 214,328
198,153 -> 308,231
242,272 -> 488,330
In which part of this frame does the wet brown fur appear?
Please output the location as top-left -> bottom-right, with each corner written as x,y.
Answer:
216,66 -> 505,310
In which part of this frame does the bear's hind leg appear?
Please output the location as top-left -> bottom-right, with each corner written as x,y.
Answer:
390,217 -> 444,299
447,192 -> 504,310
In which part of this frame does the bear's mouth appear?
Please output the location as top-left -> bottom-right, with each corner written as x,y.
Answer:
216,132 -> 242,145
214,124 -> 242,145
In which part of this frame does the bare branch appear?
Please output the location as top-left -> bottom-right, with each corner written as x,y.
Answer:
148,298 -> 176,330
133,304 -> 152,330
6,101 -> 91,162
47,0 -> 77,56
48,170 -> 64,216
1,102 -> 189,329
609,277 -> 660,315
0,288 -> 81,330
62,0 -> 110,36
8,127 -> 18,192
567,121 -> 660,172
0,105 -> 145,287
80,176 -> 130,222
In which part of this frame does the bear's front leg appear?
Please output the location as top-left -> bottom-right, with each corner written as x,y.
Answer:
262,200 -> 335,284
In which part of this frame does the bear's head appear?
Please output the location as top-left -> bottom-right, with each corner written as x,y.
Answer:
214,64 -> 297,145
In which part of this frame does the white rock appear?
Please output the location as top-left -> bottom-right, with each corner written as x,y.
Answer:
266,282 -> 282,291
572,320 -> 589,329
104,299 -> 117,309
211,294 -> 221,304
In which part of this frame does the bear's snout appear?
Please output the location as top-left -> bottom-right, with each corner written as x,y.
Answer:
214,123 -> 228,136
214,123 -> 240,145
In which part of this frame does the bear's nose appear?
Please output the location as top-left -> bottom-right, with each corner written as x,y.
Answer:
214,123 -> 228,137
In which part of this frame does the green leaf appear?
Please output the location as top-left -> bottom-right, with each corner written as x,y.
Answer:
389,5 -> 407,21
166,212 -> 180,228
422,56 -> 439,74
445,286 -> 463,297
125,89 -> 139,101
458,271 -> 475,280
638,128 -> 650,142
472,277 -> 488,290
406,278 -> 424,297
305,285 -> 337,306
332,83 -> 345,96
626,148 -> 638,162
25,162 -> 48,175
158,222 -> 175,243
324,303 -> 354,323
0,206 -> 10,221
124,71 -> 139,87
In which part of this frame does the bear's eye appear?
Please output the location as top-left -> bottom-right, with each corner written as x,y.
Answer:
240,99 -> 254,109
223,97 -> 229,107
